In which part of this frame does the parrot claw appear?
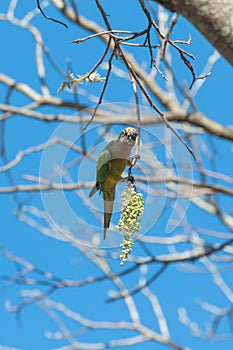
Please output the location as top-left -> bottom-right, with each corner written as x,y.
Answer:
132,154 -> 141,160
130,154 -> 140,167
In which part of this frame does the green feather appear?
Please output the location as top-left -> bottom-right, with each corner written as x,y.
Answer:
96,140 -> 115,189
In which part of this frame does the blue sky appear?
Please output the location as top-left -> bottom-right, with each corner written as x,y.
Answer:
1,1 -> 233,350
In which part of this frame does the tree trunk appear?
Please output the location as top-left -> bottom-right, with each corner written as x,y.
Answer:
153,0 -> 233,66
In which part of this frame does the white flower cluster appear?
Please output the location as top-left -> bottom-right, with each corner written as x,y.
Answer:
117,184 -> 144,265
57,71 -> 105,93
85,71 -> 106,83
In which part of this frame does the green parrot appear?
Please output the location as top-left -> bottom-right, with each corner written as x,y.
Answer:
89,127 -> 138,239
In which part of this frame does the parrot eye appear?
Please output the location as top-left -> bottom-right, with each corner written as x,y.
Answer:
120,130 -> 126,137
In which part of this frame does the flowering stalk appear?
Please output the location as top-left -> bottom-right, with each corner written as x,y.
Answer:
117,182 -> 144,265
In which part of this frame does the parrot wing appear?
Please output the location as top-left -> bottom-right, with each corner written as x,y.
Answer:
96,143 -> 113,184
89,142 -> 113,198
97,141 -> 115,239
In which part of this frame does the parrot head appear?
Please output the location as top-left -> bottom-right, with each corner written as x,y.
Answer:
118,127 -> 137,145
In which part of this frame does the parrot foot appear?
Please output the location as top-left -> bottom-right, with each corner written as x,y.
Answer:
132,154 -> 141,159
131,154 -> 140,166
121,175 -> 135,184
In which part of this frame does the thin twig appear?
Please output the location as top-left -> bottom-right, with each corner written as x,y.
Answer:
82,49 -> 115,131
119,49 -> 196,160
95,0 -> 112,31
128,71 -> 141,156
72,30 -> 140,44
106,263 -> 168,302
36,0 -> 68,28
145,24 -> 167,80
88,37 -> 111,77
160,13 -> 179,60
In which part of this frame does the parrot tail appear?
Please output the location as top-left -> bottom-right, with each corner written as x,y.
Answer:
103,188 -> 115,239
89,181 -> 100,198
